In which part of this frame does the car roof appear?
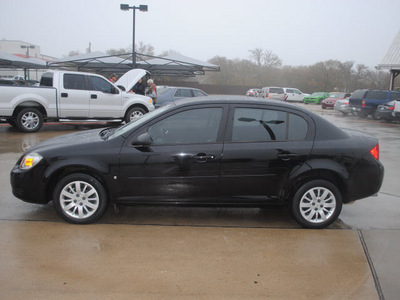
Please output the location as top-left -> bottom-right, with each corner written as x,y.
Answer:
172,95 -> 310,112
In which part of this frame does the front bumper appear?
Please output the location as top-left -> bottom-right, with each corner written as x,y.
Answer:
10,164 -> 50,204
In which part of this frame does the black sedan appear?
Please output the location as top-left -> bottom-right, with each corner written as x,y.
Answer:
10,96 -> 384,228
156,86 -> 208,108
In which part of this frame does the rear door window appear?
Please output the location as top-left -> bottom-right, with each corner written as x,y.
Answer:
389,92 -> 400,101
63,74 -> 87,90
365,91 -> 387,100
231,108 -> 308,142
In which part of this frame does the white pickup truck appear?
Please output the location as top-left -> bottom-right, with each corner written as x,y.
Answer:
0,69 -> 154,132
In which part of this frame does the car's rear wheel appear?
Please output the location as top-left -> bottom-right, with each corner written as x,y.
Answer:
16,108 -> 43,132
53,173 -> 108,224
290,180 -> 342,229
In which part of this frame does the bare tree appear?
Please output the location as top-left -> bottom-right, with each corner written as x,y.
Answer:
249,48 -> 282,68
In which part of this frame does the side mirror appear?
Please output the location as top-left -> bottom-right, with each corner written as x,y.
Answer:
117,85 -> 126,92
132,132 -> 152,146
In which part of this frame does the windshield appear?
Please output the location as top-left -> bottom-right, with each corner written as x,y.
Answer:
311,92 -> 325,96
111,104 -> 173,138
329,93 -> 346,98
157,87 -> 170,95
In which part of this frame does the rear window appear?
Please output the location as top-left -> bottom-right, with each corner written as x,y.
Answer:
365,91 -> 387,100
40,73 -> 54,87
349,90 -> 366,99
269,88 -> 284,94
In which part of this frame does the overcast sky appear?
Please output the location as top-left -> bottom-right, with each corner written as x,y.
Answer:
1,0 -> 399,67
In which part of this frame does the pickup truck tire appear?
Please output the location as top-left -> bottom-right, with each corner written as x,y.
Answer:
16,108 -> 43,133
125,107 -> 146,123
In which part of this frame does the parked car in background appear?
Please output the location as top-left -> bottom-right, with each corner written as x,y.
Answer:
303,92 -> 329,104
283,88 -> 309,102
349,89 -> 400,119
0,79 -> 28,86
246,89 -> 261,97
156,86 -> 208,108
0,79 -> 19,86
375,101 -> 400,122
0,69 -> 154,132
11,96 -> 384,229
321,92 -> 351,109
334,97 -> 354,115
13,75 -> 25,80
258,87 -> 286,100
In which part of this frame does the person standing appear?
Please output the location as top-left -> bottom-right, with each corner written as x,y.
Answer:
130,77 -> 146,95
109,73 -> 117,83
145,79 -> 157,104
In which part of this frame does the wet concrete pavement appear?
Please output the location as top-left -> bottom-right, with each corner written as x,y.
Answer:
0,107 -> 399,299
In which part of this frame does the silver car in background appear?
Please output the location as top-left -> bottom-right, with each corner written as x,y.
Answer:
334,97 -> 354,115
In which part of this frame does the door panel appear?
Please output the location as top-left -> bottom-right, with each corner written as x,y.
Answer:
58,74 -> 90,118
117,106 -> 225,202
89,76 -> 122,118
220,106 -> 313,199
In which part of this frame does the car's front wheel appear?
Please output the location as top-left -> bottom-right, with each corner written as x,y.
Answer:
290,180 -> 342,229
53,173 -> 108,224
125,107 -> 146,123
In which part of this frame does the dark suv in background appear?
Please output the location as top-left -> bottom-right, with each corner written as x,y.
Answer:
349,89 -> 400,119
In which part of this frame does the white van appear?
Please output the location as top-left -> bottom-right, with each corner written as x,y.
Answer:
283,88 -> 309,102
258,87 -> 285,100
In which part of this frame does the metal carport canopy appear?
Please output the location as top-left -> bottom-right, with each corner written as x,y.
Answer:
47,52 -> 220,77
0,51 -> 48,69
377,31 -> 400,90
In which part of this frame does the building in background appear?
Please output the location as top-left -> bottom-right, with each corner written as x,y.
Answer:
0,39 -> 57,80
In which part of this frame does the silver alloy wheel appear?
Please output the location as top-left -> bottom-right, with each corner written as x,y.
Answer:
129,110 -> 144,122
299,187 -> 336,224
59,180 -> 100,220
21,111 -> 40,130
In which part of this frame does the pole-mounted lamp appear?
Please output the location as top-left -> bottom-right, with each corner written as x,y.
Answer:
120,4 -> 148,68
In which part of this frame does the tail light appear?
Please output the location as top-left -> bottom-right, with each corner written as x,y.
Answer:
389,106 -> 395,111
362,100 -> 366,107
370,143 -> 379,160
266,93 -> 269,99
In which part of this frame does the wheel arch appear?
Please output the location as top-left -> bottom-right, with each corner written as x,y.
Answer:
125,103 -> 149,117
282,164 -> 349,205
13,102 -> 47,119
45,164 -> 111,203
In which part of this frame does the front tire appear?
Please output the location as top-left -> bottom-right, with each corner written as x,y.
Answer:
16,108 -> 43,132
290,180 -> 342,229
125,107 -> 146,123
53,173 -> 108,224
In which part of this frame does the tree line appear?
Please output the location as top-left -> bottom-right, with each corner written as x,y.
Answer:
199,48 -> 390,93
69,45 -> 392,93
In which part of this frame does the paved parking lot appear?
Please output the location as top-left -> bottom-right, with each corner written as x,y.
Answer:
0,103 -> 399,299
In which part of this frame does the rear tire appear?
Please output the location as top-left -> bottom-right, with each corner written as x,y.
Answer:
290,180 -> 342,229
16,108 -> 43,132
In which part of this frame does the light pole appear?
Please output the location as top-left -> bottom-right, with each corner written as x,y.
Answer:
20,45 -> 35,80
120,4 -> 148,68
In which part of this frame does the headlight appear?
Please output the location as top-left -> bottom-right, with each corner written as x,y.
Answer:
19,153 -> 43,170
